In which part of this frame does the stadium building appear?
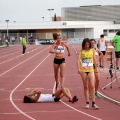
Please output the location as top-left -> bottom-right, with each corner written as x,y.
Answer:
0,5 -> 120,44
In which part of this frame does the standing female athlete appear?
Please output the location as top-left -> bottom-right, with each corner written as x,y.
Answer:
90,39 -> 103,98
77,38 -> 99,109
50,34 -> 70,90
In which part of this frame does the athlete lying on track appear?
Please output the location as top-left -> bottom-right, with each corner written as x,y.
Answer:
23,88 -> 78,103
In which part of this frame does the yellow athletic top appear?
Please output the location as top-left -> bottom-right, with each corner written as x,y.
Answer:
80,49 -> 94,72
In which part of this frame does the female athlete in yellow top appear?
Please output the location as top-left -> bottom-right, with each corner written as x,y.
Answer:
77,38 -> 99,109
50,34 -> 70,91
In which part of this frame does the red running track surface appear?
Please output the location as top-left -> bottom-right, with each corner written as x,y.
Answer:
0,44 -> 120,120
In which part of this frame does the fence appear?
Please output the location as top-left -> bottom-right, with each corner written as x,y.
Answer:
0,32 -> 96,45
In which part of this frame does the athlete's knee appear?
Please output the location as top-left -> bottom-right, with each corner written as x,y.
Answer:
61,87 -> 65,92
84,85 -> 88,90
89,85 -> 95,90
60,74 -> 64,77
54,74 -> 58,78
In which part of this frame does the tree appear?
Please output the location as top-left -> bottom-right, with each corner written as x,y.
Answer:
54,13 -> 57,21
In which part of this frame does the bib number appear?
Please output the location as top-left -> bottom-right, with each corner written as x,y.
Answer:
82,59 -> 93,69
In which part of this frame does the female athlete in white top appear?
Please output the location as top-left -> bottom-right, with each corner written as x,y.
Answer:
23,88 -> 78,103
90,39 -> 103,98
50,34 -> 70,90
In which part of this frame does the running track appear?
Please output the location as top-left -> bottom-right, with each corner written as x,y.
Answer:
0,45 -> 120,120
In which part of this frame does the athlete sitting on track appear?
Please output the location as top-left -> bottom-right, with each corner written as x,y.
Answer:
23,87 -> 78,103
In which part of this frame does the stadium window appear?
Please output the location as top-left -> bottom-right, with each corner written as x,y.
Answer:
109,30 -> 115,33
103,30 -> 107,36
115,30 -> 120,33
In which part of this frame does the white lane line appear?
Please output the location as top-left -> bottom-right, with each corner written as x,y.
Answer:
0,110 -> 74,115
97,92 -> 120,105
10,54 -> 50,120
0,46 -> 50,78
52,83 -> 102,120
61,101 -> 102,120
72,45 -> 78,55
0,46 -> 22,54
0,45 -> 35,59
0,46 -> 41,65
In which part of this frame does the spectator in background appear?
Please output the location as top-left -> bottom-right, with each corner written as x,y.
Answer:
98,34 -> 107,68
0,36 -> 2,45
20,36 -> 22,44
112,31 -> 120,70
22,35 -> 27,55
5,37 -> 9,47
11,36 -> 15,45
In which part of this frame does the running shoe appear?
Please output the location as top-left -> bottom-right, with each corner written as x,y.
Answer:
95,92 -> 101,98
116,67 -> 120,72
92,103 -> 99,109
72,96 -> 78,103
89,95 -> 92,99
85,104 -> 90,109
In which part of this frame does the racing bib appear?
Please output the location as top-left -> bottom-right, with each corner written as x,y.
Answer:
82,58 -> 93,69
56,45 -> 65,53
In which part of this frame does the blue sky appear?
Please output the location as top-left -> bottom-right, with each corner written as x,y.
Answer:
0,0 -> 120,22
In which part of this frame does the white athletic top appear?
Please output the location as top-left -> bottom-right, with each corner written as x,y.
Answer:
93,47 -> 99,65
93,47 -> 99,56
55,45 -> 65,53
99,38 -> 106,51
37,94 -> 55,102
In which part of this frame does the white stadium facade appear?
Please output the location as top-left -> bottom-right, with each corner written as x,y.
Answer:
0,5 -> 120,44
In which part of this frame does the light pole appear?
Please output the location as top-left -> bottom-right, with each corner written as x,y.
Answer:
47,9 -> 54,21
42,17 -> 44,22
5,20 -> 9,37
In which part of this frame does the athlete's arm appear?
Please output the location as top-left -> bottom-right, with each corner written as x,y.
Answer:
111,39 -> 115,48
105,40 -> 108,51
97,48 -> 103,59
49,43 -> 56,53
77,51 -> 82,74
27,90 -> 41,102
98,40 -> 100,49
93,52 -> 98,73
64,43 -> 70,56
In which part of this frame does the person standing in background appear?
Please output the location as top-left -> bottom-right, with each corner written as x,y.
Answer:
5,37 -> 9,47
90,39 -> 103,98
20,36 -> 22,44
112,31 -> 120,70
98,34 -> 107,68
22,35 -> 27,55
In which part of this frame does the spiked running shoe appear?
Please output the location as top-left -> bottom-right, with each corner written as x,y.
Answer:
95,92 -> 101,98
72,96 -> 78,103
